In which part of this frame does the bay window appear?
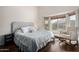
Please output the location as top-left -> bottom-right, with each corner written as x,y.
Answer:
44,11 -> 77,34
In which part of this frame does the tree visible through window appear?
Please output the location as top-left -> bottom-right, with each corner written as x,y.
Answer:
50,18 -> 66,31
50,19 -> 57,30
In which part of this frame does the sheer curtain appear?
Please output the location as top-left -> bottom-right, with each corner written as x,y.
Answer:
44,9 -> 79,41
76,9 -> 79,41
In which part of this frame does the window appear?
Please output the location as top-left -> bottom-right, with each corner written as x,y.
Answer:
44,11 -> 76,33
50,18 -> 66,31
57,18 -> 66,30
69,15 -> 76,27
50,19 -> 57,30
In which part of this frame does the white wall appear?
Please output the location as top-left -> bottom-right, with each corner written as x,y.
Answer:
0,6 -> 79,35
38,6 -> 79,28
0,6 -> 38,35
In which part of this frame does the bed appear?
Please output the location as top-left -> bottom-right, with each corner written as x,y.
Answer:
11,22 -> 54,52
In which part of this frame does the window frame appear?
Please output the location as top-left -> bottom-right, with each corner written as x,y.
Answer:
44,11 -> 76,32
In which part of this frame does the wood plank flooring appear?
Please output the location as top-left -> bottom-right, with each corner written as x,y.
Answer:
0,41 -> 19,52
0,38 -> 79,52
39,39 -> 79,52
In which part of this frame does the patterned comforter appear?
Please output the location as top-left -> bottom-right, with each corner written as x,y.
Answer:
14,30 -> 54,52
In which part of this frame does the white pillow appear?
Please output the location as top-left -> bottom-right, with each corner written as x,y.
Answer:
21,26 -> 37,33
21,26 -> 31,33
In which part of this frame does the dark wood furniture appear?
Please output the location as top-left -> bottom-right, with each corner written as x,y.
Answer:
4,33 -> 14,43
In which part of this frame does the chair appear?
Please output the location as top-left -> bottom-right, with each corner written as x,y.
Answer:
66,27 -> 78,47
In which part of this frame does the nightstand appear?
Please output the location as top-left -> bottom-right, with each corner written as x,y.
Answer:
4,33 -> 14,43
0,35 -> 5,46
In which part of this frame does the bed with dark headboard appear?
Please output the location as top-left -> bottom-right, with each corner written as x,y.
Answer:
11,22 -> 54,52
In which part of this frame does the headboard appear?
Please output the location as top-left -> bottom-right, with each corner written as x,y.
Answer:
11,22 -> 34,33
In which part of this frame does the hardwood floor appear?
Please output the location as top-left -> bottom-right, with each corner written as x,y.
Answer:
0,41 -> 20,52
0,38 -> 79,52
39,39 -> 79,52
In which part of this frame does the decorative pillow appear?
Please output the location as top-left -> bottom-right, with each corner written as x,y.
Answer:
21,26 -> 37,33
21,26 -> 31,33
